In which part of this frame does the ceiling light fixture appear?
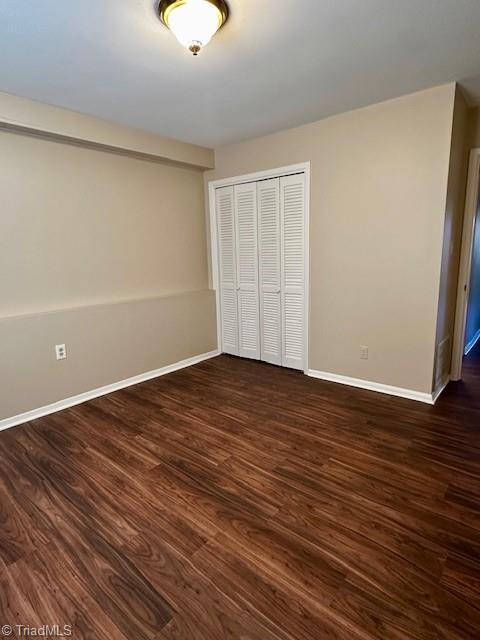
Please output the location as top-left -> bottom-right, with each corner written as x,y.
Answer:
158,0 -> 229,56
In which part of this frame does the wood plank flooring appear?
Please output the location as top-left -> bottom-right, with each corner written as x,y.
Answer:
1,345 -> 480,639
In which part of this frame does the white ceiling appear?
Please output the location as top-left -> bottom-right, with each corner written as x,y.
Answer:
1,0 -> 480,147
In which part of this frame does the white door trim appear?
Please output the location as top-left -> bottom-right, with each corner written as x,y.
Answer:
451,148 -> 480,380
208,162 -> 311,372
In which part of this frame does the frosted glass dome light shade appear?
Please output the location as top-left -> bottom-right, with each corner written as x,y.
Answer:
159,0 -> 229,55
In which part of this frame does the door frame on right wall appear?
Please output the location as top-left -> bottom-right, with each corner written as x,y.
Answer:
451,148 -> 480,380
208,162 -> 311,373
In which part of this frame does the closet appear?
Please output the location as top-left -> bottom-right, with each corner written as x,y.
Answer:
215,170 -> 307,371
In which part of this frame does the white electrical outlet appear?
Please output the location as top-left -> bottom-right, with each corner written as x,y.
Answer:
360,345 -> 369,360
55,344 -> 67,360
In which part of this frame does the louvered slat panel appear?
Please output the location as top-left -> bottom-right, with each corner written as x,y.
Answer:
283,182 -> 304,289
221,289 -> 239,352
262,291 -> 282,358
216,186 -> 239,356
235,182 -> 260,360
258,180 -> 280,287
237,189 -> 257,285
238,290 -> 260,353
281,174 -> 305,370
283,292 -> 304,362
258,178 -> 282,365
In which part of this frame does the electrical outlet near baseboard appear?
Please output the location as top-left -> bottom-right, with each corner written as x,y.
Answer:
55,344 -> 67,360
360,345 -> 369,360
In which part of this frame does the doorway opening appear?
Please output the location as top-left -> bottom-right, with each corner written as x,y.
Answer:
451,148 -> 480,382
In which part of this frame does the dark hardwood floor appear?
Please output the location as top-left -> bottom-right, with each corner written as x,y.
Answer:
1,345 -> 480,639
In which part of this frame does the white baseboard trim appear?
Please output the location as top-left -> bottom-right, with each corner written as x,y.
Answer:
464,328 -> 480,356
307,369 -> 434,404
0,349 -> 220,433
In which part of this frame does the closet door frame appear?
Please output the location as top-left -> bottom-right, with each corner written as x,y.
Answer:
208,162 -> 310,373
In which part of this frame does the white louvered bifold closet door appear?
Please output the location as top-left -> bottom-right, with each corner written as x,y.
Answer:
257,178 -> 282,365
235,182 -> 260,360
216,186 -> 239,356
280,174 -> 306,370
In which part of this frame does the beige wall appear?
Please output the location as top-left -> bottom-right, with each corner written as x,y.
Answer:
207,85 -> 457,393
0,291 -> 216,421
1,131 -> 209,316
434,87 -> 471,389
0,91 -> 214,168
1,127 -> 217,422
2,82 -> 467,420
